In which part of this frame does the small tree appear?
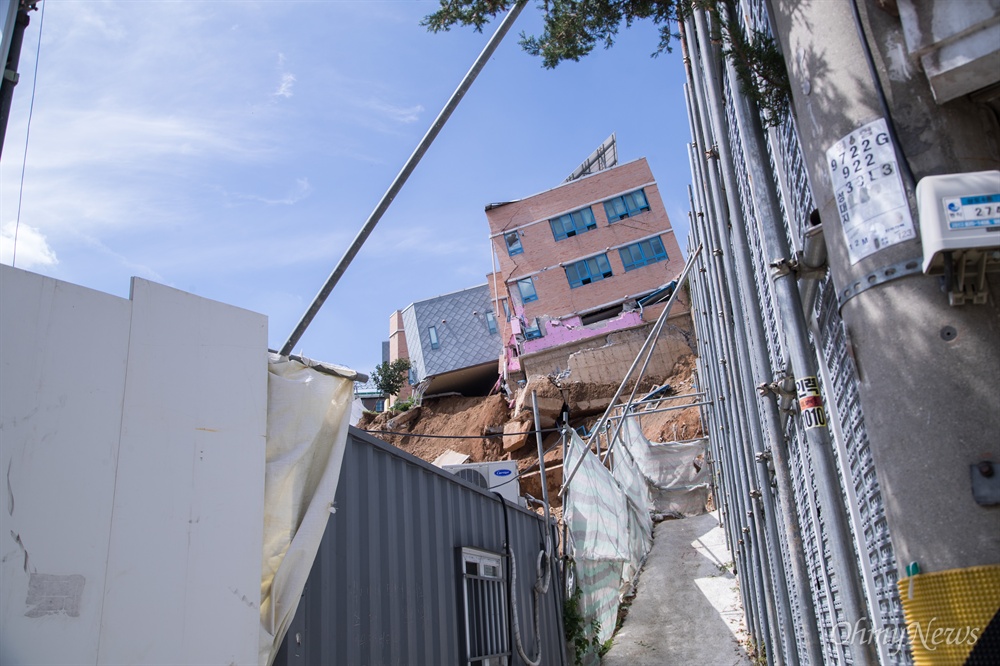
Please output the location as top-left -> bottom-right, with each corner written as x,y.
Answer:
371,358 -> 411,397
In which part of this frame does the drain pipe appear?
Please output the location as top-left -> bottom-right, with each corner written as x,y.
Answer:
531,391 -> 553,543
694,5 -> 876,660
510,390 -> 554,666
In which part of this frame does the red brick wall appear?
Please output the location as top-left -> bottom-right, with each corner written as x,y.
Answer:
387,310 -> 413,403
486,158 -> 686,322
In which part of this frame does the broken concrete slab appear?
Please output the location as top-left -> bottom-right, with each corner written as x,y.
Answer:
502,416 -> 533,452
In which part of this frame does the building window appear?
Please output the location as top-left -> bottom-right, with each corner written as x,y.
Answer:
375,399 -> 385,412
620,236 -> 668,271
565,254 -> 613,289
516,277 -> 538,303
429,325 -> 439,350
604,188 -> 650,221
501,299 -> 510,321
524,318 -> 543,340
549,207 -> 597,241
504,231 -> 523,256
486,311 -> 498,334
408,367 -> 417,385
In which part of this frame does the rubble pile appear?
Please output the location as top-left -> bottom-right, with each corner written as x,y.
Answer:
357,353 -> 705,510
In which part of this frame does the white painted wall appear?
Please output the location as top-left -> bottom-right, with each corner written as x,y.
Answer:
1,265 -> 268,665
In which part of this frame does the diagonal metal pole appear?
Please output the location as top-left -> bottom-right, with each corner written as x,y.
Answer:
280,1 -> 527,356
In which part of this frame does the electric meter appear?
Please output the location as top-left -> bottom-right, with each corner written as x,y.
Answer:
917,170 -> 1000,273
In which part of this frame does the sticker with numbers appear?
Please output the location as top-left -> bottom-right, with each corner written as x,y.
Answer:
943,193 -> 1000,229
795,376 -> 827,430
826,118 -> 915,264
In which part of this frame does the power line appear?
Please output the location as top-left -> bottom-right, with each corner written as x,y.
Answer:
11,0 -> 45,268
358,426 -> 562,440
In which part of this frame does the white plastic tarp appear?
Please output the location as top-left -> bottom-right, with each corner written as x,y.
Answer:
565,431 -> 629,562
564,431 -> 650,649
619,418 -> 709,516
259,354 -> 355,666
611,447 -> 653,588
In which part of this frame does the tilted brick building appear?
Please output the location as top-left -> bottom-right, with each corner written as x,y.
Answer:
485,157 -> 687,382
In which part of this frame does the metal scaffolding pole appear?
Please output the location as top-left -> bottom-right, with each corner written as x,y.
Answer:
686,159 -> 765,656
683,26 -> 776,659
690,200 -> 764,654
690,5 -> 877,662
560,246 -> 703,494
279,1 -> 527,356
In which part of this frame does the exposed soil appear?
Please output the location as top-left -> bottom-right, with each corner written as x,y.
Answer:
357,353 -> 705,512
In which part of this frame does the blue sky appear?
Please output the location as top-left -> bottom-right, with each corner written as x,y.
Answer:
1,1 -> 692,374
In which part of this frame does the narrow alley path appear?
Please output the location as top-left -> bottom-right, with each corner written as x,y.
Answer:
601,511 -> 751,666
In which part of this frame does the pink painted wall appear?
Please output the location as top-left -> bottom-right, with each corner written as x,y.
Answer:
521,311 -> 644,355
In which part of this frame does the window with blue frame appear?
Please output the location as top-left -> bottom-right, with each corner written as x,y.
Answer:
502,299 -> 510,321
517,277 -> 538,303
565,254 -> 613,288
408,368 -> 417,385
428,325 -> 439,350
486,311 -> 498,334
375,399 -> 385,412
524,318 -> 543,340
504,231 -> 523,256
604,189 -> 650,221
549,207 -> 597,241
620,236 -> 668,271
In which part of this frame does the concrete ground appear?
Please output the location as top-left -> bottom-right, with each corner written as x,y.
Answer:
601,511 -> 751,666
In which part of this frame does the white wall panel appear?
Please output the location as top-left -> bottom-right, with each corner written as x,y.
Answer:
1,265 -> 132,665
98,278 -> 267,665
1,267 -> 268,665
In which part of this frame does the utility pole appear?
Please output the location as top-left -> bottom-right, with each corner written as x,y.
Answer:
0,1 -> 37,159
767,0 -> 1000,577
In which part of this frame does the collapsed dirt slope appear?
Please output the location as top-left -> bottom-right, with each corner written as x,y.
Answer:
357,353 -> 705,508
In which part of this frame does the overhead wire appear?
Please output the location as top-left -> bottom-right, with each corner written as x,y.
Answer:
11,0 -> 45,268
357,425 -> 561,439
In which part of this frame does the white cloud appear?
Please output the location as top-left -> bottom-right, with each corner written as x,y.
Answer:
358,98 -> 424,124
23,108 -> 266,171
367,226 -> 477,259
232,177 -> 312,206
74,232 -> 165,283
273,72 -> 296,99
1,221 -> 58,269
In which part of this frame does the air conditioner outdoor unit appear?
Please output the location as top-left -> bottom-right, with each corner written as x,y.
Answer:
443,461 -> 520,505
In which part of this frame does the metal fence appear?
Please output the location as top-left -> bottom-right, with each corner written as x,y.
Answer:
682,1 -> 908,664
273,428 -> 565,666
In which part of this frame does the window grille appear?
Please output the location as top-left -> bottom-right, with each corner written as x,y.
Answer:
460,547 -> 510,666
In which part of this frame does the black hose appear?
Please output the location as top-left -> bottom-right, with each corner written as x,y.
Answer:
848,0 -> 918,192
